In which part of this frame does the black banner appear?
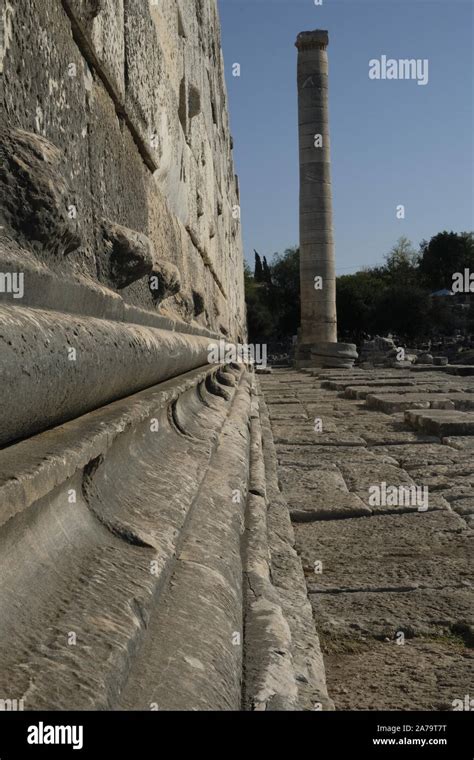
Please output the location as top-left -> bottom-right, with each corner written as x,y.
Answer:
0,711 -> 472,757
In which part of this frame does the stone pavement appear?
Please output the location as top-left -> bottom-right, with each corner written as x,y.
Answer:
258,367 -> 473,710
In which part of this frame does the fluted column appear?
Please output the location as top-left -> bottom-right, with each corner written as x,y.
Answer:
295,30 -> 357,368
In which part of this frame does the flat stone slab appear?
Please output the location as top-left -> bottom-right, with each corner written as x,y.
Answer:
309,588 -> 474,640
278,465 -> 348,494
295,511 -> 471,591
370,443 -> 465,469
267,404 -> 308,420
262,394 -> 298,402
272,427 -> 365,446
367,392 -> 474,414
322,638 -> 474,711
360,430 -> 439,446
276,445 -> 398,468
344,383 -> 464,400
445,365 -> 474,376
408,461 -> 474,483
437,485 -> 474,504
333,381 -> 416,395
449,497 -> 474,516
444,436 -> 474,450
406,409 -> 474,437
337,462 -> 415,492
289,491 -> 371,522
322,374 -> 415,386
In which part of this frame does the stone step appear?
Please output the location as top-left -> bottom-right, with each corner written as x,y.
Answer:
405,409 -> 474,437
117,376 -> 252,711
323,379 -> 415,392
366,392 -> 474,414
0,364 -> 247,710
344,383 -> 467,400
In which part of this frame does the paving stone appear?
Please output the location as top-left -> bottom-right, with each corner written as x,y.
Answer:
276,445 -> 398,468
268,404 -> 308,420
437,486 -> 474,503
345,383 -> 466,400
366,392 -> 474,414
295,511 -> 472,591
362,430 -> 440,446
278,465 -> 348,494
322,638 -> 474,711
406,410 -> 474,437
289,491 -> 371,522
262,394 -> 298,402
402,475 -> 473,497
262,366 -> 474,711
323,380 -> 415,393
272,427 -> 364,445
370,443 -> 463,469
408,462 -> 474,483
309,588 -> 474,640
444,436 -> 474,451
449,497 -> 474,516
338,462 -> 415,492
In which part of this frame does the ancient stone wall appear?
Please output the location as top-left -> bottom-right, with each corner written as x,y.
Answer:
1,0 -> 245,343
0,5 -> 333,713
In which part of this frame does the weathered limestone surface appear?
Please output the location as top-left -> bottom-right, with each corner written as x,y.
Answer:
243,394 -> 333,710
1,0 -> 245,339
0,304 -> 218,446
0,1 -> 330,714
259,367 -> 473,710
0,363 -> 335,710
0,364 -> 245,709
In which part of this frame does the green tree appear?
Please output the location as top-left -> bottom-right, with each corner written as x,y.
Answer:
374,284 -> 431,342
336,269 -> 384,341
419,231 -> 474,290
269,247 -> 300,337
244,231 -> 473,347
254,250 -> 263,282
244,262 -> 274,342
262,256 -> 272,285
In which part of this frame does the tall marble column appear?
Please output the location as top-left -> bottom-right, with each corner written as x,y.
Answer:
295,30 -> 357,368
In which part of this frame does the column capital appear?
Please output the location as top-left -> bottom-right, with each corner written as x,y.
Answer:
295,30 -> 329,51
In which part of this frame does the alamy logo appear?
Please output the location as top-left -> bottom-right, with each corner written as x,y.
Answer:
208,339 -> 267,369
0,697 -> 25,711
368,482 -> 429,511
369,56 -> 429,86
27,722 -> 84,750
452,694 -> 474,711
452,269 -> 474,293
0,271 -> 24,298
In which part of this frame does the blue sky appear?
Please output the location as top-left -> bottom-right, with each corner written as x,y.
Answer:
218,0 -> 474,272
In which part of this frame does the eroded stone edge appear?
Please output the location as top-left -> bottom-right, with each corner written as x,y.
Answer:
246,378 -> 334,710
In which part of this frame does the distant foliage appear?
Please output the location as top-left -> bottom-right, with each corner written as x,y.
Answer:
244,233 -> 473,344
418,231 -> 474,290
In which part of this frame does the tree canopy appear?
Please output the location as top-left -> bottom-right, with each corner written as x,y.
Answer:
245,232 -> 473,345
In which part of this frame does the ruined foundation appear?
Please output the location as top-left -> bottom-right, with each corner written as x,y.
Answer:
0,1 -> 331,711
1,4 -> 471,718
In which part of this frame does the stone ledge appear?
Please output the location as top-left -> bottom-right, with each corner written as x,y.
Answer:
0,363 -> 249,709
257,388 -> 334,710
0,303 -> 235,446
0,364 -> 229,523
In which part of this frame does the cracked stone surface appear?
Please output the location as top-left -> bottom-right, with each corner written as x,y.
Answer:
259,367 -> 474,710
